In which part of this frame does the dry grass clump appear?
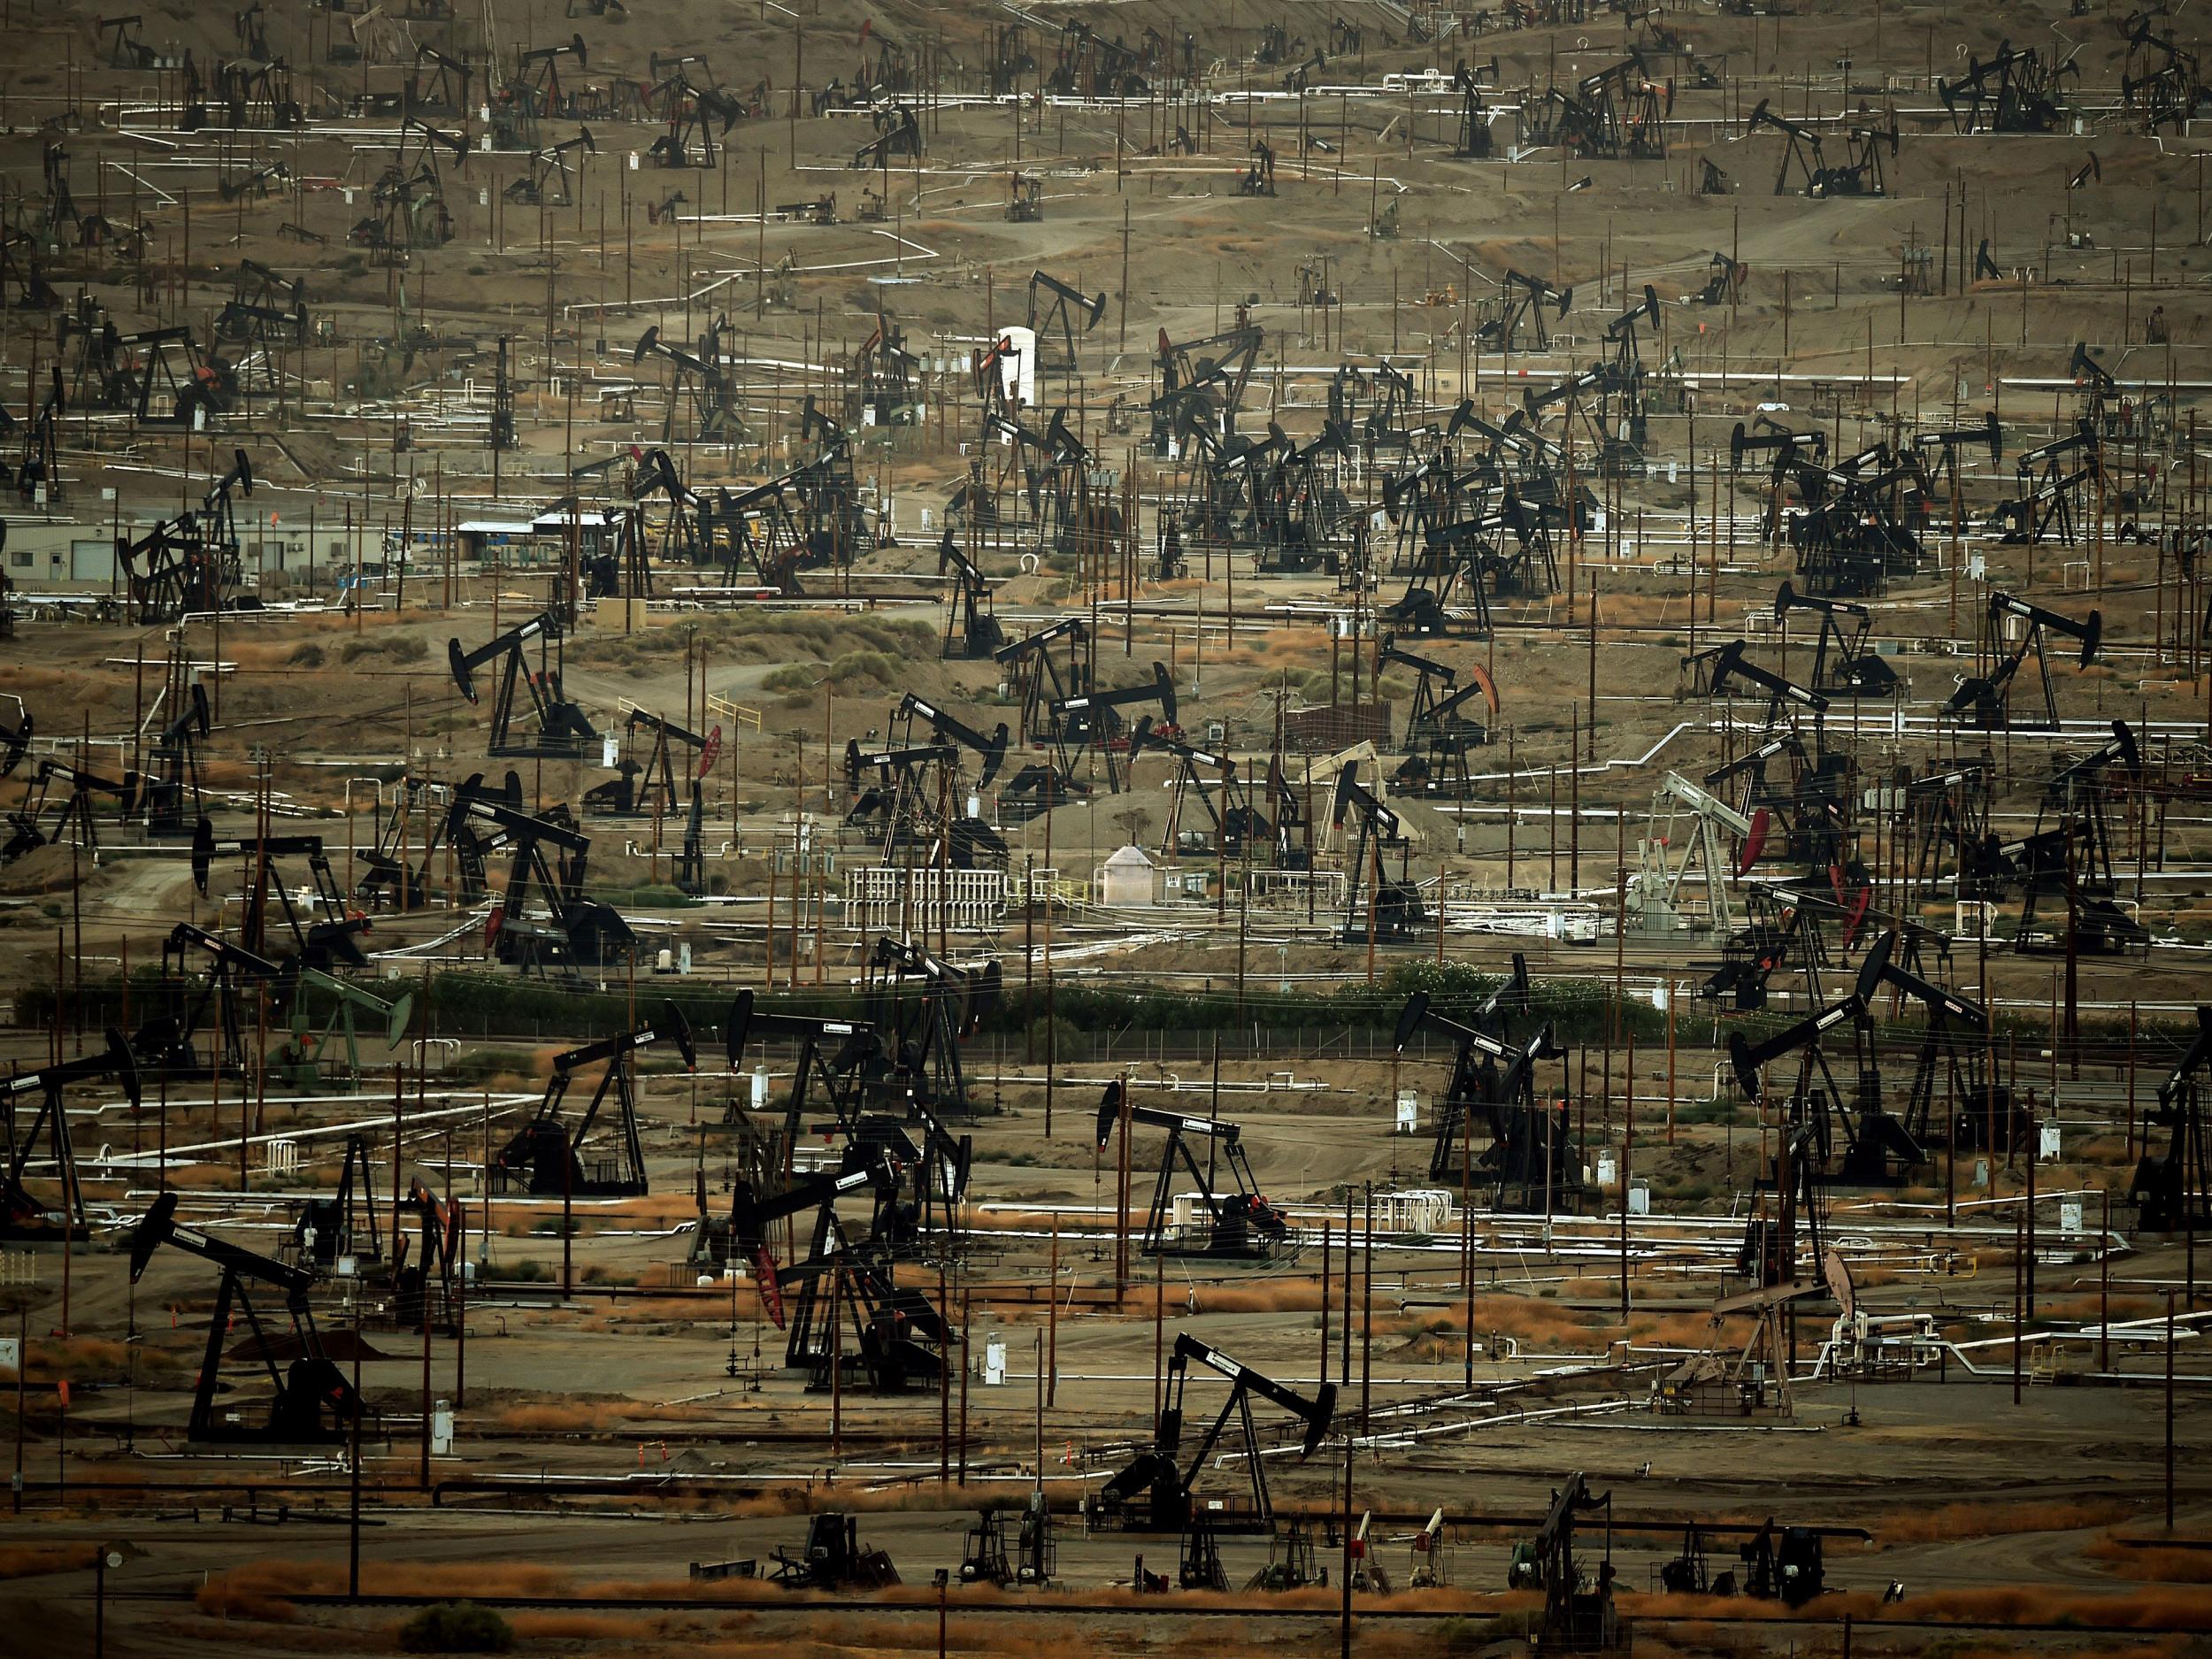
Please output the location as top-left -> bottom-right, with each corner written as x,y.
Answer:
1472,1296 -> 1609,1348
2087,1532 -> 2212,1583
0,1542 -> 98,1578
1875,1498 -> 2136,1546
199,1558 -> 578,1620
25,1336 -> 135,1377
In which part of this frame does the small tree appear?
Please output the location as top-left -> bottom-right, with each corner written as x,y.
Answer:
1112,807 -> 1152,847
397,1602 -> 514,1654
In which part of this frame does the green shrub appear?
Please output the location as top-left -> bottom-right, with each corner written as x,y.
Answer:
763,664 -> 818,693
825,649 -> 897,688
288,642 -> 325,669
397,1601 -> 512,1653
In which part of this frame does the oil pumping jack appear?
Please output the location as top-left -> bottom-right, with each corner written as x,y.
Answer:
1939,39 -> 2076,134
1148,315 -> 1264,455
2122,12 -> 2209,134
494,1002 -> 694,1196
1745,99 -> 1893,196
1094,1079 -> 1289,1258
844,737 -> 964,857
1451,57 -> 1501,157
2132,1004 -> 2212,1232
864,936 -> 999,1117
2011,719 -> 2148,957
633,323 -> 741,446
1,757 -> 137,865
1858,927 -> 2019,1156
892,690 -> 1010,794
191,822 -> 371,971
722,987 -> 886,1131
448,610 -> 599,757
1729,967 -> 1924,1187
117,448 -> 257,622
1773,582 -> 1898,697
937,528 -> 1003,659
1991,418 -> 2101,547
1397,979 -> 1579,1210
780,1206 -> 952,1394
453,792 -> 637,972
129,1191 -> 368,1444
506,127 -> 595,208
725,1154 -> 897,1325
1729,415 -> 1826,475
1125,713 -> 1264,862
1911,411 -> 2003,501
1478,269 -> 1571,353
2,1027 -> 135,1240
1380,635 -> 1498,796
1333,761 -> 1426,942
1091,1332 -> 1335,1535
583,705 -> 722,818
1027,270 -> 1107,376
1942,590 -> 2100,731
135,922 -> 283,1079
1721,1104 -> 1830,1299
355,769 -> 520,912
269,960 -> 415,1087
141,678 -> 211,839
1509,1475 -> 1623,1653
996,616 -> 1093,744
389,1177 -> 465,1334
1701,639 -> 1832,733
1049,662 -> 1176,794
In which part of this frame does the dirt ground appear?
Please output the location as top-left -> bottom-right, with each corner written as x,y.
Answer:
5,0 -> 2212,1655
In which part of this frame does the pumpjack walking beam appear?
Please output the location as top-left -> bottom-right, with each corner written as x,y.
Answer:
138,922 -> 285,1078
2013,719 -> 2147,957
1126,714 -> 1248,858
937,529 -> 1003,659
720,987 -> 885,1143
140,679 -> 211,838
192,824 -> 370,970
1050,663 -> 1177,793
1703,639 -> 1832,731
1728,976 -> 1922,1187
728,1155 -> 896,1324
995,617 -> 1093,744
864,936 -> 1000,1116
1332,761 -> 1425,942
1858,927 -> 2013,1156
